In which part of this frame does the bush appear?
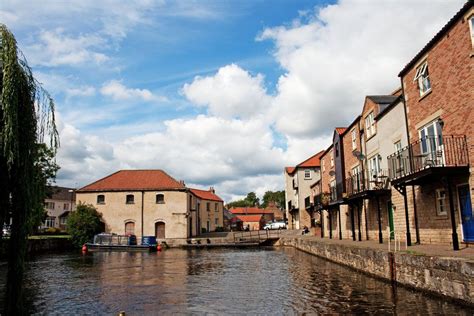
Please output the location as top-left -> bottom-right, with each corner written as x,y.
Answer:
45,227 -> 61,234
67,203 -> 104,247
201,227 -> 207,233
215,226 -> 225,232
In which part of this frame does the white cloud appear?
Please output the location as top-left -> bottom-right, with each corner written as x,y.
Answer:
25,29 -> 109,67
182,64 -> 272,119
258,0 -> 465,138
100,80 -> 167,102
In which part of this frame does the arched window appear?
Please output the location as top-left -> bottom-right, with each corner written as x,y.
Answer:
125,221 -> 135,235
156,194 -> 165,204
97,195 -> 105,204
126,194 -> 134,204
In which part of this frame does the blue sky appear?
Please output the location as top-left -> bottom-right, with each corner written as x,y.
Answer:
1,0 -> 466,201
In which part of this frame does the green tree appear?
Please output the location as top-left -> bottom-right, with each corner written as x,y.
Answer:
245,192 -> 260,207
67,204 -> 104,248
1,25 -> 59,314
261,190 -> 285,209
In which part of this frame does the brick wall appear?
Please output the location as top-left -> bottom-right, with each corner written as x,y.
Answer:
401,9 -> 474,244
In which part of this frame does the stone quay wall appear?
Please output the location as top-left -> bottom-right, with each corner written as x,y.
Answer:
278,237 -> 474,306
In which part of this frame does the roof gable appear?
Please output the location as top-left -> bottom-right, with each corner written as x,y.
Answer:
78,170 -> 185,192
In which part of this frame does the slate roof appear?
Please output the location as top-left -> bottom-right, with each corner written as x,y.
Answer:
367,95 -> 398,105
78,170 -> 185,192
190,188 -> 223,202
399,0 -> 473,77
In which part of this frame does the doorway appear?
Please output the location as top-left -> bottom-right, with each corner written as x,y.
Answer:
155,221 -> 165,239
458,185 -> 474,242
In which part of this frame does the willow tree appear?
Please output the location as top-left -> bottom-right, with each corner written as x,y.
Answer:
1,24 -> 59,314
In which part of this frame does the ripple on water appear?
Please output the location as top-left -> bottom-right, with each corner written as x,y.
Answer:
0,247 -> 473,315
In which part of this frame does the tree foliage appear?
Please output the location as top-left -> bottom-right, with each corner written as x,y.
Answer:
261,190 -> 285,209
0,24 -> 59,314
67,204 -> 104,248
226,192 -> 260,208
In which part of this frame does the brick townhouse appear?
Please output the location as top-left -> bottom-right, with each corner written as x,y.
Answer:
284,151 -> 324,229
387,1 -> 474,250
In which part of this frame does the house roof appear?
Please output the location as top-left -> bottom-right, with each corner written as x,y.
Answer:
78,170 -> 185,192
235,214 -> 263,222
297,150 -> 325,168
366,95 -> 398,105
285,166 -> 296,174
335,127 -> 347,135
375,95 -> 404,121
229,207 -> 274,215
47,186 -> 75,201
399,1 -> 473,77
190,188 -> 223,202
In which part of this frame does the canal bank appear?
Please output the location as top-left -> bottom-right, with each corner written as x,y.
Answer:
278,235 -> 474,306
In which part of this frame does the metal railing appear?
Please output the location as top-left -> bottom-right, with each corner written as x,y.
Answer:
388,135 -> 469,180
345,169 -> 390,197
233,230 -> 281,244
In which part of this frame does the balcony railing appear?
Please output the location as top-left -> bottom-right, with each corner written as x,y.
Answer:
345,169 -> 390,197
388,135 -> 469,180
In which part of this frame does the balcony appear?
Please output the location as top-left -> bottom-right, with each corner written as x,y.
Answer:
388,135 -> 469,186
345,169 -> 390,199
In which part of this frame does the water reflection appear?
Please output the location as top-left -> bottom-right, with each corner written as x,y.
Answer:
0,247 -> 472,314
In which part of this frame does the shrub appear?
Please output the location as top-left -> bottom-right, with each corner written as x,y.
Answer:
201,227 -> 207,233
67,203 -> 104,247
215,226 -> 225,232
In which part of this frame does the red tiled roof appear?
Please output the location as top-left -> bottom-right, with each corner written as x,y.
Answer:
78,170 -> 185,192
335,127 -> 347,135
297,150 -> 324,168
229,207 -> 274,215
285,166 -> 296,174
190,188 -> 223,202
235,214 -> 263,223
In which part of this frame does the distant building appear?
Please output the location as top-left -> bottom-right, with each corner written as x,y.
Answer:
43,186 -> 76,230
285,150 -> 324,230
228,207 -> 274,223
235,214 -> 265,231
76,169 -> 224,240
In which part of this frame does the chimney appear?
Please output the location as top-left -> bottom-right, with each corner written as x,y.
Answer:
209,186 -> 215,193
180,180 -> 185,186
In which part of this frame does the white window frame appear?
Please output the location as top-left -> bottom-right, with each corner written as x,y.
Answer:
418,119 -> 444,166
304,169 -> 311,180
45,216 -> 56,228
368,154 -> 382,189
351,129 -> 357,150
435,189 -> 447,216
394,141 -> 402,153
365,112 -> 376,138
414,61 -> 431,96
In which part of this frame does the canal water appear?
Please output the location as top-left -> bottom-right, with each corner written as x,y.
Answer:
0,247 -> 473,315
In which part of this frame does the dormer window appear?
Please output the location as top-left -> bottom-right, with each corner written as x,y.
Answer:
126,194 -> 134,204
156,194 -> 165,204
97,195 -> 105,204
414,61 -> 431,96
